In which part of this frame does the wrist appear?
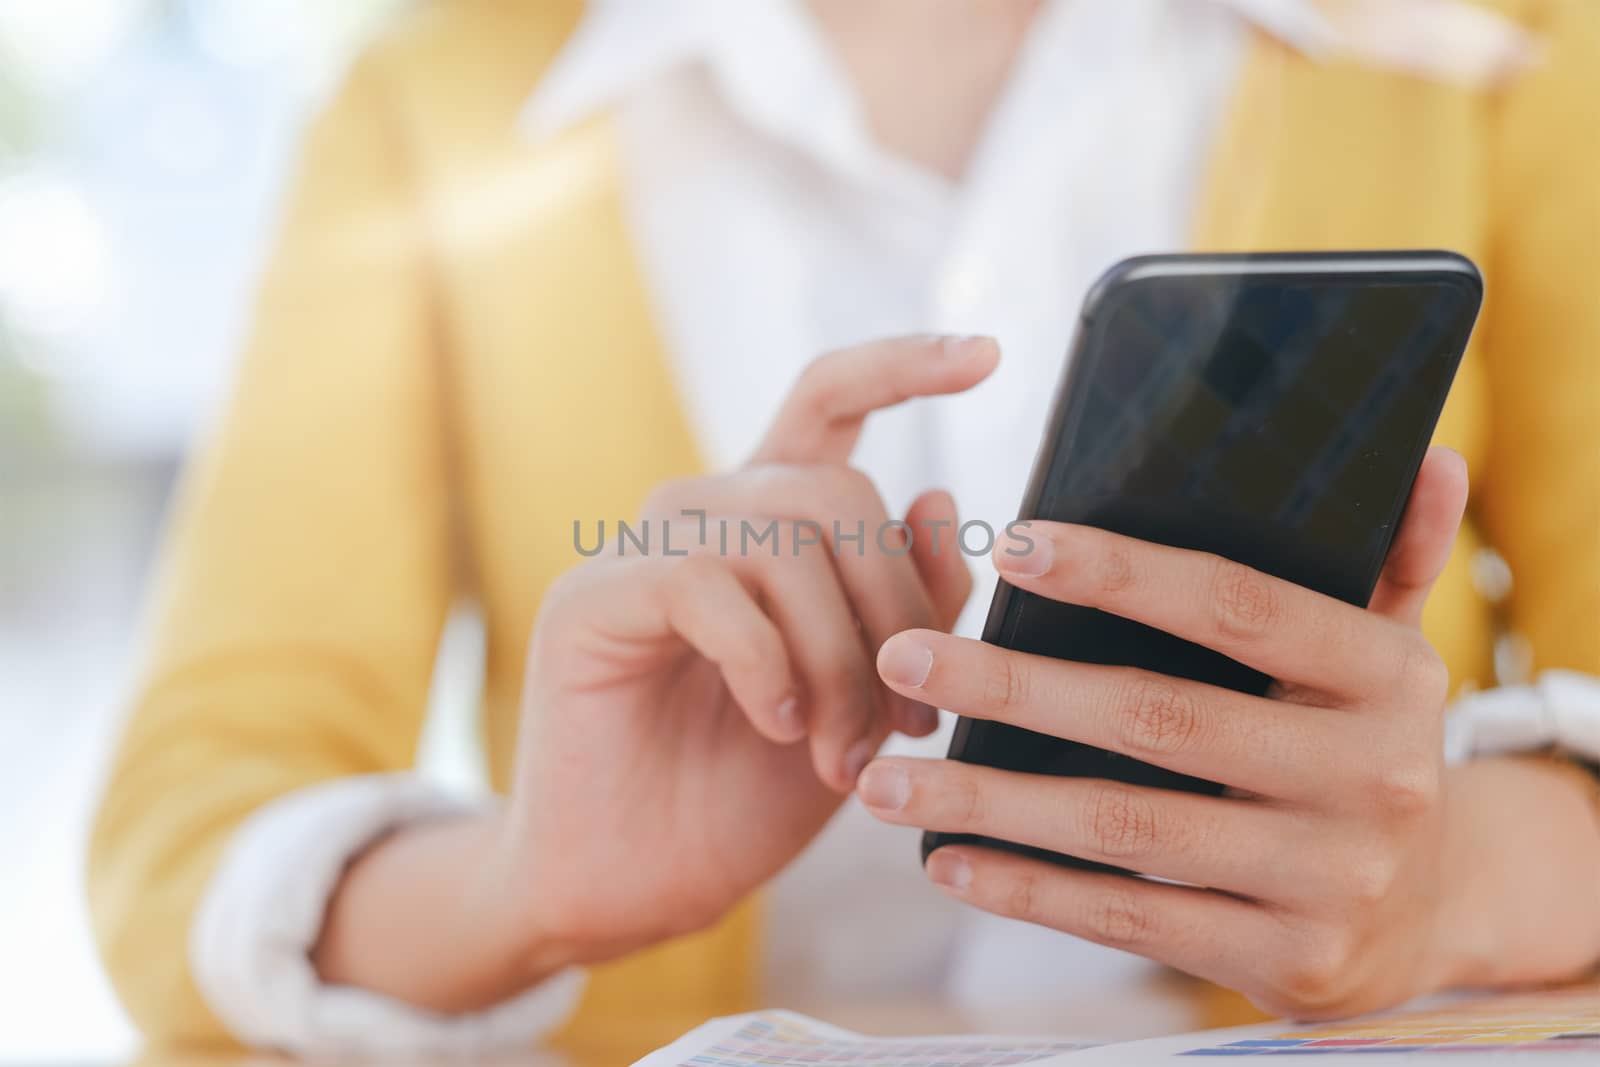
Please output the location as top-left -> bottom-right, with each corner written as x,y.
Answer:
312,808 -> 581,1013
1428,757 -> 1600,990
471,808 -> 592,985
1423,764 -> 1503,990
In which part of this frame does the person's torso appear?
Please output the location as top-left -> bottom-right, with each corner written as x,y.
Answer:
361,0 -> 1519,1030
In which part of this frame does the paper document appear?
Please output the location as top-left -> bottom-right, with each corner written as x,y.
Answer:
635,984 -> 1600,1066
1078,983 -> 1600,1063
630,1010 -> 1101,1066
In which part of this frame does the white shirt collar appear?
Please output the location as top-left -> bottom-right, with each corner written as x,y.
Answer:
519,0 -> 1338,145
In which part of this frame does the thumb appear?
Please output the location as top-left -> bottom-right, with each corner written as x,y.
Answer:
1367,446 -> 1470,628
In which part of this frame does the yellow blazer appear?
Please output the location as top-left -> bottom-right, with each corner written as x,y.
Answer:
90,0 -> 1600,1055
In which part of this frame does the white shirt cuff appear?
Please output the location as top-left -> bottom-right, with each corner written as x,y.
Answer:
190,772 -> 585,1057
1445,670 -> 1600,765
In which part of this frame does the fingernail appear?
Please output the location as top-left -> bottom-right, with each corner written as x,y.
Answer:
857,762 -> 911,811
902,701 -> 939,735
775,697 -> 806,741
941,334 -> 990,358
996,532 -> 1053,578
842,739 -> 876,786
927,851 -> 972,892
879,637 -> 933,688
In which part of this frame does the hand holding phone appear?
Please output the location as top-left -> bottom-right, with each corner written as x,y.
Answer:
931,251 -> 1482,867
856,252 -> 1485,1019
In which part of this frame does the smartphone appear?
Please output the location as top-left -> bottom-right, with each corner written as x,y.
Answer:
924,250 -> 1483,871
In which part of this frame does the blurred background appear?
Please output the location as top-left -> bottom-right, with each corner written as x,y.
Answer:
0,0 -> 1574,1059
0,1 -> 408,1056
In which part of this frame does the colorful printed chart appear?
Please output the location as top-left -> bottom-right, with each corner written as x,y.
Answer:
636,1011 -> 1096,1067
636,985 -> 1600,1066
1178,987 -> 1600,1056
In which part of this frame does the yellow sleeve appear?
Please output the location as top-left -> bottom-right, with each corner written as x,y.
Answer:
87,53 -> 452,1047
1477,0 -> 1600,676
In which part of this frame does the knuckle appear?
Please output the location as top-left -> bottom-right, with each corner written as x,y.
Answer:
542,565 -> 585,608
1342,849 -> 1402,908
821,465 -> 886,522
1096,542 -> 1136,594
1395,638 -> 1450,704
668,552 -> 722,591
983,654 -> 1031,714
801,346 -> 846,384
722,622 -> 781,676
1118,677 -> 1204,758
1086,783 -> 1161,859
659,555 -> 726,621
1369,757 -> 1439,820
949,773 -> 987,829
537,563 -> 595,620
1086,886 -> 1157,946
785,531 -> 829,565
804,380 -> 852,428
1003,870 -> 1040,923
640,476 -> 698,519
834,464 -> 878,500
739,638 -> 783,677
1274,930 -> 1358,1013
1209,557 -> 1281,639
784,523 -> 830,562
744,462 -> 803,503
716,635 -> 763,676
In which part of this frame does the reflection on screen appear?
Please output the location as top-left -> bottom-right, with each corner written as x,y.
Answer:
1042,277 -> 1477,603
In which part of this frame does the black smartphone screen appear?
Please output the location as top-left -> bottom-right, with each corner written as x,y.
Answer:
927,252 -> 1483,870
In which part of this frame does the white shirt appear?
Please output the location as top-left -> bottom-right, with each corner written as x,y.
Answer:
531,0 -> 1325,1013
193,0 -> 1565,1056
